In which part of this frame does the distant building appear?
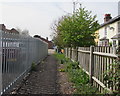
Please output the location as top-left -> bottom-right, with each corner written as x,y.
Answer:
0,24 -> 19,34
97,14 -> 120,46
34,35 -> 54,49
0,24 -> 6,31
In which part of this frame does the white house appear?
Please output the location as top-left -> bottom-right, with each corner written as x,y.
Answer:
98,14 -> 120,47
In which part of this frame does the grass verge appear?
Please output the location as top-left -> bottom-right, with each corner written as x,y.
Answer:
54,53 -> 99,94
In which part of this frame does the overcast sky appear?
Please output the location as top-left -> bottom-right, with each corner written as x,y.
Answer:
0,0 -> 120,40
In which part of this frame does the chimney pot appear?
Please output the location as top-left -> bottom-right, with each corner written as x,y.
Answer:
0,24 -> 6,31
46,37 -> 48,40
104,14 -> 112,23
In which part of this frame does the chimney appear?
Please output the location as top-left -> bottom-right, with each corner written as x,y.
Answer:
46,37 -> 48,41
104,14 -> 112,23
0,24 -> 6,31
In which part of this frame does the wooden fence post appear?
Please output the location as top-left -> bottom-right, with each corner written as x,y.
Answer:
74,47 -> 78,61
64,48 -> 66,56
67,48 -> 68,57
66,48 -> 67,57
70,47 -> 72,59
66,47 -> 69,58
0,30 -> 2,95
89,46 -> 94,84
76,47 -> 78,61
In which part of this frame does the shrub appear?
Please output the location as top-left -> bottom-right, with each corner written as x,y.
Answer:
103,60 -> 120,94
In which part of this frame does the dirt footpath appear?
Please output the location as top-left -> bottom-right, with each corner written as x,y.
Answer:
7,49 -> 74,95
18,55 -> 58,94
7,50 -> 59,94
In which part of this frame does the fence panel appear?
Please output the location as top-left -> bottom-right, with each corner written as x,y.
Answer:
0,30 -> 48,94
93,47 -> 116,92
65,46 -> 118,93
68,48 -> 71,58
78,47 -> 90,73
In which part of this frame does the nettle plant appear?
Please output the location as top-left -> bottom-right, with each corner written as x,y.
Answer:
104,46 -> 120,94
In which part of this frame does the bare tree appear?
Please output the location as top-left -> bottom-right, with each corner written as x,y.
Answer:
16,27 -> 30,37
21,29 -> 30,37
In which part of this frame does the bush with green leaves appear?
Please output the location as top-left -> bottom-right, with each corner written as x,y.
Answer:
54,53 -> 69,64
51,7 -> 100,48
103,46 -> 120,94
65,60 -> 99,94
103,60 -> 120,94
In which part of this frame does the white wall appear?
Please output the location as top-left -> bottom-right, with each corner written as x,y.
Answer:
118,21 -> 120,33
107,22 -> 118,42
98,21 -> 119,46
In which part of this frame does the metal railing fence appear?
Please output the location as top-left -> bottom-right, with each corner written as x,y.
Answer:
0,30 -> 48,94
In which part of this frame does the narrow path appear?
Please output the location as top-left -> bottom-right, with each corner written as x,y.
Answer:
15,50 -> 59,94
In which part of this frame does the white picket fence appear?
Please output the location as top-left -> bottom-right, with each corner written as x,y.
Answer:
0,30 -> 48,94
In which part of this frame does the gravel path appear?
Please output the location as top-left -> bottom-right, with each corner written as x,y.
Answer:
15,54 -> 59,94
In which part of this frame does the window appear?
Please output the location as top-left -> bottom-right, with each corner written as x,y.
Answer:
113,40 -> 116,45
118,40 -> 120,45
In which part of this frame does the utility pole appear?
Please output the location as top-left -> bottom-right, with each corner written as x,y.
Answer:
73,1 -> 76,14
73,0 -> 82,14
79,3 -> 82,9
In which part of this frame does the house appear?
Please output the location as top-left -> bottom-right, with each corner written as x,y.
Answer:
97,14 -> 120,46
34,35 -> 54,49
0,24 -> 19,34
0,24 -> 20,65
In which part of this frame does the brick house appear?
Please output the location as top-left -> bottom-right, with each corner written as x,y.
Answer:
0,24 -> 19,34
34,35 -> 54,49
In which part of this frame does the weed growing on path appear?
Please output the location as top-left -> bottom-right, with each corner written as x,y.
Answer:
31,62 -> 37,71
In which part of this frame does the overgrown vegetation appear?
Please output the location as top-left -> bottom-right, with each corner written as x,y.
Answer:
103,46 -> 120,95
54,53 -> 99,94
31,62 -> 37,71
103,60 -> 120,95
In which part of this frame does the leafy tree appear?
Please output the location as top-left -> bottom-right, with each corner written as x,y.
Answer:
51,7 -> 100,48
51,17 -> 67,48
